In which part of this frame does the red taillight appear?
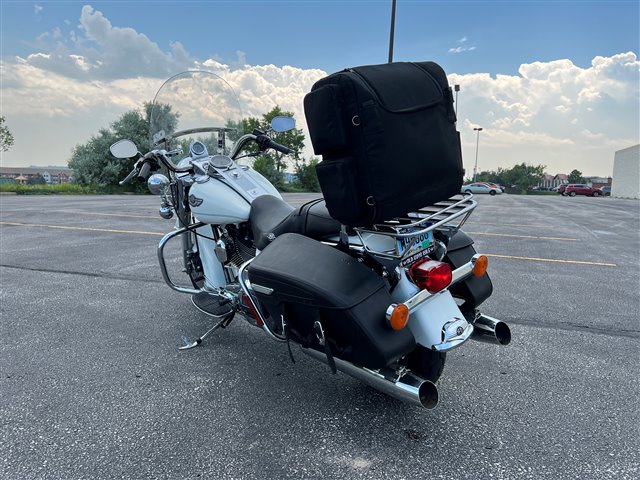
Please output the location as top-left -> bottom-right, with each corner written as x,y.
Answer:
408,259 -> 452,294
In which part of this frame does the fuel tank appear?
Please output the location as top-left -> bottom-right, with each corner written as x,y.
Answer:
189,166 -> 281,225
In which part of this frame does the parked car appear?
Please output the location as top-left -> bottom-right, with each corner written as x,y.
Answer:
600,186 -> 611,196
481,182 -> 504,192
564,184 -> 602,197
556,184 -> 569,195
461,183 -> 503,195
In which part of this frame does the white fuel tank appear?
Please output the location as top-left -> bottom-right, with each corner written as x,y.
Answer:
189,165 -> 281,225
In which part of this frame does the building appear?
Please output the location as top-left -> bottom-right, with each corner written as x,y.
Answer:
612,145 -> 640,199
540,173 -> 568,189
0,166 -> 73,184
584,176 -> 612,189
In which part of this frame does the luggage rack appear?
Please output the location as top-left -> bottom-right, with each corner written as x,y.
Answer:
354,193 -> 477,261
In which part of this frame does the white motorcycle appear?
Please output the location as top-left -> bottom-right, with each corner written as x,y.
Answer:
110,70 -> 510,410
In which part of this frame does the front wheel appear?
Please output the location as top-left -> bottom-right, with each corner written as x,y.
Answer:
489,190 -> 496,196
407,346 -> 446,383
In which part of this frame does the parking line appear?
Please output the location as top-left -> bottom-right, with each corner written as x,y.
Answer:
465,232 -> 578,241
60,210 -> 158,219
0,221 -> 165,236
464,222 -> 556,229
485,253 -> 616,267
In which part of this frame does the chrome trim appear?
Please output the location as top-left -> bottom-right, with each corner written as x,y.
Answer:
471,314 -> 512,346
385,254 -> 483,321
432,318 -> 474,351
354,194 -> 477,260
251,284 -> 274,295
157,223 -> 204,295
238,259 -> 287,342
301,348 -> 438,409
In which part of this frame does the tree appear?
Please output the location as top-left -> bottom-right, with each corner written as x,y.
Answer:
69,103 -> 177,191
228,106 -> 305,190
501,163 -> 546,190
568,169 -> 583,184
295,158 -> 321,192
0,116 -> 15,152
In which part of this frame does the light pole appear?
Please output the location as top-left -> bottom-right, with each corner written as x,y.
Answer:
388,0 -> 397,63
454,84 -> 460,119
473,127 -> 483,182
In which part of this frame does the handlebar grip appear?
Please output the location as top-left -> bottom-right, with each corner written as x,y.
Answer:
269,140 -> 291,155
137,162 -> 152,182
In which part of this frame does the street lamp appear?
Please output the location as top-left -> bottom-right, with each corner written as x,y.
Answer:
454,84 -> 460,119
473,127 -> 483,182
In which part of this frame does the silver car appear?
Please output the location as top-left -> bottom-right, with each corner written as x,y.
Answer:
461,183 -> 503,195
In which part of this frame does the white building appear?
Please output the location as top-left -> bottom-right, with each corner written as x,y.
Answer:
612,145 -> 640,199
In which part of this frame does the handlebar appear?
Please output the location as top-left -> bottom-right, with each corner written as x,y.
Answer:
137,161 -> 152,182
268,139 -> 291,155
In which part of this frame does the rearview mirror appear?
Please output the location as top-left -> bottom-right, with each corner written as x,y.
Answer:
271,116 -> 295,133
110,139 -> 139,159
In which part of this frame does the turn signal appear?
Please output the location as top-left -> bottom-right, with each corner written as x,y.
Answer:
388,303 -> 410,331
472,255 -> 488,277
409,259 -> 452,294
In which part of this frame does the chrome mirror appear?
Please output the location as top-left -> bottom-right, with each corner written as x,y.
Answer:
271,116 -> 295,132
109,139 -> 138,159
147,174 -> 170,195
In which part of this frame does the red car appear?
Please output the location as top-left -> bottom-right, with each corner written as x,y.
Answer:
564,184 -> 602,197
556,184 -> 569,195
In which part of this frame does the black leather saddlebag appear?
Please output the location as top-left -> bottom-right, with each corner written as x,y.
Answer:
247,233 -> 415,369
304,61 -> 464,226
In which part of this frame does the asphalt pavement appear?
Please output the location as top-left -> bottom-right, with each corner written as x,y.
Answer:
1,193 -> 638,479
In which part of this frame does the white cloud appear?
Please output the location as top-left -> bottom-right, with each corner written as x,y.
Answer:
34,4 -> 43,15
1,5 -> 638,177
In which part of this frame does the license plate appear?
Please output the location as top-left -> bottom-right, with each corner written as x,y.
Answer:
397,229 -> 435,267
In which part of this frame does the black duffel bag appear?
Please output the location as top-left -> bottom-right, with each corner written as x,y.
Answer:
304,61 -> 464,226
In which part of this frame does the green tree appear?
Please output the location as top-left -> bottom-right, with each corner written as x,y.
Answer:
568,169 -> 583,184
228,106 -> 305,190
69,103 -> 177,191
294,158 -> 321,192
0,116 -> 15,152
501,163 -> 546,190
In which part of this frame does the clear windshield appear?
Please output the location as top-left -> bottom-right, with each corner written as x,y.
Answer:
149,70 -> 243,157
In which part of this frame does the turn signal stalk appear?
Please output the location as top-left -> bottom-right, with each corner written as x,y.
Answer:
408,259 -> 452,294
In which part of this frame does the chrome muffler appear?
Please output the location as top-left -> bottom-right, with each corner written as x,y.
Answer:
471,314 -> 511,346
301,348 -> 439,410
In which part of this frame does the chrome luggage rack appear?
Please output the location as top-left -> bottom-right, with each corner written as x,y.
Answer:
354,193 -> 477,261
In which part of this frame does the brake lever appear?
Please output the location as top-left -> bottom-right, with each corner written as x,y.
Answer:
119,163 -> 140,185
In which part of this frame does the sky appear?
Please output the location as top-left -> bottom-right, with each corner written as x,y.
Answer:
1,0 -> 638,177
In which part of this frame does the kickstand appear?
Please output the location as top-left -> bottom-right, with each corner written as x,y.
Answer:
179,312 -> 235,350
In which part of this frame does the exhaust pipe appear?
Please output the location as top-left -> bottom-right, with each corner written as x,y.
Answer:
301,348 -> 439,410
471,314 -> 511,346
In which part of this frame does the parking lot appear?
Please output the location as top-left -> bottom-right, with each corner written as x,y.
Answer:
1,193 -> 639,479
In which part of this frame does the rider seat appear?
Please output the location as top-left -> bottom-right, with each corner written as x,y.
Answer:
250,196 -> 342,250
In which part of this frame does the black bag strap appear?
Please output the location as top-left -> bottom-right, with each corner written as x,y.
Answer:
313,317 -> 337,375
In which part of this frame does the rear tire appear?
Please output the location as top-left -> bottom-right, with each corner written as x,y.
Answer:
489,190 -> 496,196
569,191 -> 576,197
592,191 -> 600,197
407,346 -> 446,383
465,189 -> 472,194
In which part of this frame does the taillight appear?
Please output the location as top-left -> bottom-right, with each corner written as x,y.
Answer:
408,259 -> 452,294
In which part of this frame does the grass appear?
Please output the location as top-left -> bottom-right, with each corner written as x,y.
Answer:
0,183 -> 145,195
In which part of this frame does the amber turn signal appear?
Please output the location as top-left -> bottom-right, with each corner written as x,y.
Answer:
388,303 -> 410,331
472,255 -> 488,277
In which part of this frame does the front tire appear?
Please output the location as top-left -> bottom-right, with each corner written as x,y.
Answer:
407,346 -> 446,383
489,190 -> 496,196
465,189 -> 472,194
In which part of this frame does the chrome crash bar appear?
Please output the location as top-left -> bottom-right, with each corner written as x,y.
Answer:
157,223 -> 204,295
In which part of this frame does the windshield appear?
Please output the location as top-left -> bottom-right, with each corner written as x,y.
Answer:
149,70 -> 244,157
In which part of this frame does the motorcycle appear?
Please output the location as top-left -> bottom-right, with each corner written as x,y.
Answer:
110,70 -> 511,410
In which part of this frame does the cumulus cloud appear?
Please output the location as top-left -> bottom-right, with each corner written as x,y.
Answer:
2,5 -> 638,176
